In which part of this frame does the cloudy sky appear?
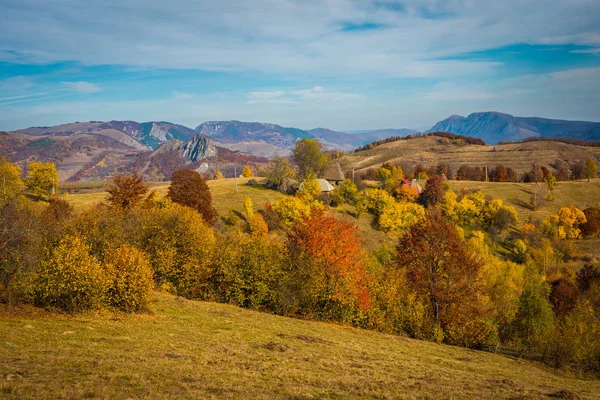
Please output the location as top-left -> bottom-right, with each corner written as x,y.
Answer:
1,0 -> 599,131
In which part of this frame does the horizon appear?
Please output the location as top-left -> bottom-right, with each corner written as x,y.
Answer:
1,1 -> 600,131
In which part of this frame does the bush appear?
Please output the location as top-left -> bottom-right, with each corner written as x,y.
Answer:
104,244 -> 154,312
34,235 -> 107,312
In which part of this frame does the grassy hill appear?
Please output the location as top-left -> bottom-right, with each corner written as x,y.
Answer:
340,136 -> 600,175
1,293 -> 599,399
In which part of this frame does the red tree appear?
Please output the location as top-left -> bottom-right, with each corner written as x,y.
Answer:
167,169 -> 218,225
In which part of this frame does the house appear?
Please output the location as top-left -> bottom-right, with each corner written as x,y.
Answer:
400,178 -> 423,194
322,161 -> 345,185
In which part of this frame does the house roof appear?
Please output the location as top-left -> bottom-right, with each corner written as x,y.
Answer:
322,161 -> 345,181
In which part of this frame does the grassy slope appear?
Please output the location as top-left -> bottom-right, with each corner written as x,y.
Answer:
341,136 -> 600,175
1,293 -> 599,400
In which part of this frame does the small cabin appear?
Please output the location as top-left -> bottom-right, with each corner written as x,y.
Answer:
322,161 -> 345,185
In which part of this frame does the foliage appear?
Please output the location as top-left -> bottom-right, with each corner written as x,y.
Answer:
209,232 -> 283,310
167,168 -> 218,225
247,213 -> 269,237
509,261 -> 554,352
270,196 -> 314,228
139,203 -> 215,298
265,156 -> 294,191
585,157 -> 597,182
242,166 -> 254,178
394,209 -> 492,346
34,235 -> 107,312
421,175 -> 445,207
378,201 -> 425,237
581,207 -> 600,237
542,206 -> 586,239
394,184 -> 419,202
215,169 -> 224,180
104,244 -> 154,312
293,138 -> 327,180
0,157 -> 24,202
281,210 -> 371,320
243,196 -> 254,220
25,161 -> 59,199
297,173 -> 321,200
105,171 -> 149,210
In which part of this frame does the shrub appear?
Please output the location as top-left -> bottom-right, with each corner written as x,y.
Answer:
104,244 -> 154,312
34,235 -> 107,312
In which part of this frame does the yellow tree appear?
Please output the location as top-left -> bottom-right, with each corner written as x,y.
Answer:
242,166 -> 254,178
585,157 -> 598,182
293,138 -> 327,179
0,157 -> 24,202
215,169 -> 224,180
26,161 -> 59,199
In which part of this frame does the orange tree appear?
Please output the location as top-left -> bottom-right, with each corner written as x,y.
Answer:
105,171 -> 149,209
394,208 -> 493,346
281,210 -> 371,321
167,168 -> 218,225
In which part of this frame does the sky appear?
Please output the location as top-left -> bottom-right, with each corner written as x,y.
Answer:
0,0 -> 599,132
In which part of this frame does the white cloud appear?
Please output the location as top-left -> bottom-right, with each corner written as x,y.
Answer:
1,0 -> 598,77
246,86 -> 359,103
61,81 -> 101,93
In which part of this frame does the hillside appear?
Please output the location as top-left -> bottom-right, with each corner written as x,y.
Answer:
429,112 -> 600,144
341,135 -> 600,176
1,292 -> 598,399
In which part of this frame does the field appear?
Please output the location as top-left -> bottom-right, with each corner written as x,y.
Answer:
340,136 -> 600,175
1,292 -> 599,399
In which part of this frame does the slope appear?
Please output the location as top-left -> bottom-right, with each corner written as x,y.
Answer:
1,293 -> 597,399
340,135 -> 600,176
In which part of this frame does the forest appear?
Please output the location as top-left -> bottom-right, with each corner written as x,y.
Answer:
1,140 -> 600,375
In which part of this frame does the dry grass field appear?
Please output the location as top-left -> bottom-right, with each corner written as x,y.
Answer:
340,136 -> 600,175
1,292 -> 599,399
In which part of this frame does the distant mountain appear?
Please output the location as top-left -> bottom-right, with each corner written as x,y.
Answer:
428,112 -> 600,144
196,121 -> 311,149
195,121 -> 417,156
306,128 -> 413,149
12,120 -> 198,150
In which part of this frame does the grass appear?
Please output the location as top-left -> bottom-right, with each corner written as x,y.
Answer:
1,292 -> 599,399
447,179 -> 600,222
61,178 -> 285,216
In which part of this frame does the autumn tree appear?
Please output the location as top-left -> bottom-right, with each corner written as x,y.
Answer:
394,209 -> 491,345
167,168 -> 218,225
585,157 -> 598,182
281,210 -> 371,319
26,161 -> 59,199
0,157 -> 24,202
293,138 -> 327,180
215,169 -> 224,180
421,175 -> 445,207
581,207 -> 600,237
242,166 -> 254,178
265,156 -> 294,191
106,171 -> 149,210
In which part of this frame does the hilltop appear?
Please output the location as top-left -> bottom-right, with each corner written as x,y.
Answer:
1,292 -> 598,399
341,134 -> 600,176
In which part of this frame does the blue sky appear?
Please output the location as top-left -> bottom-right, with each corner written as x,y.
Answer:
1,0 -> 599,131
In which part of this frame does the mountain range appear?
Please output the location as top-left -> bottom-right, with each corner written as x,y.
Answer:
428,112 -> 600,144
2,111 -> 599,181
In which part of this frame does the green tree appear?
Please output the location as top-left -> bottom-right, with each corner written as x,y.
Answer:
106,171 -> 149,210
0,157 -> 24,202
265,156 -> 294,191
167,168 -> 218,225
585,157 -> 598,182
293,138 -> 327,180
25,161 -> 59,199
